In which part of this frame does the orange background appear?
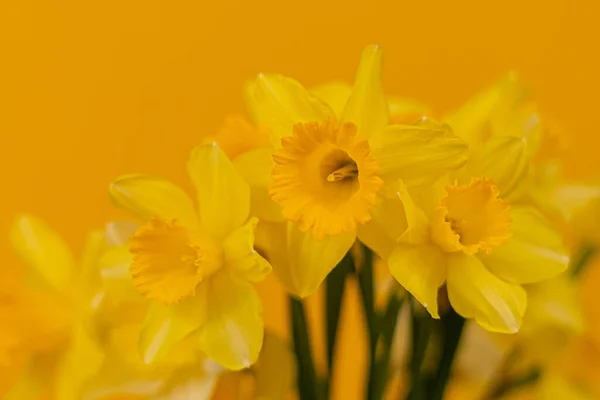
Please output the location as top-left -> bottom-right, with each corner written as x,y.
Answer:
1,0 -> 599,398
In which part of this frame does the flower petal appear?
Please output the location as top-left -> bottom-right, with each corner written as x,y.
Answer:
370,119 -> 469,186
139,298 -> 205,365
357,218 -> 396,260
232,148 -> 284,222
446,253 -> 526,333
246,74 -> 335,145
10,214 -> 75,291
310,81 -> 352,119
257,221 -> 355,297
188,143 -> 250,241
469,136 -> 530,200
388,243 -> 446,318
110,175 -> 199,229
197,270 -> 264,370
388,96 -> 432,124
223,217 -> 272,282
479,206 -> 569,284
105,220 -> 138,246
341,45 -> 389,139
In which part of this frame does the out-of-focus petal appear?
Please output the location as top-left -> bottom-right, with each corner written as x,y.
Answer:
110,175 -> 199,230
479,206 -> 569,284
341,45 -> 389,139
387,96 -> 432,124
370,119 -> 469,186
188,143 -> 250,241
197,270 -> 263,370
105,221 -> 138,247
233,148 -> 284,222
388,243 -> 446,318
139,298 -> 206,365
10,214 -> 75,291
246,74 -> 335,146
258,221 -> 355,298
223,218 -> 272,282
310,81 -> 352,119
469,136 -> 530,200
206,115 -> 269,160
446,253 -> 526,333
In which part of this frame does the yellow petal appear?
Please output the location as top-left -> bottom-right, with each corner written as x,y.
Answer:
388,244 -> 446,318
110,175 -> 199,230
197,270 -> 263,370
397,183 -> 430,244
446,253 -> 526,333
232,148 -> 284,222
357,218 -> 396,260
105,221 -> 138,246
469,136 -> 530,200
10,214 -> 75,291
254,333 -> 296,399
310,81 -> 352,119
388,96 -> 432,124
257,221 -> 355,297
479,206 -> 569,284
246,74 -> 335,146
55,324 -> 105,400
188,143 -> 250,241
370,119 -> 469,186
442,71 -> 523,146
98,244 -> 138,298
207,114 -> 269,160
139,298 -> 205,365
341,45 -> 389,139
223,218 -> 272,282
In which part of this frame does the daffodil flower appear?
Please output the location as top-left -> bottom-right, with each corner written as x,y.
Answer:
234,45 -> 468,297
109,142 -> 271,370
364,132 -> 570,332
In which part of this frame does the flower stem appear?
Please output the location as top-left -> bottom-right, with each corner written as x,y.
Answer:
405,298 -> 433,400
429,308 -> 465,400
290,296 -> 322,400
324,252 -> 354,397
355,246 -> 379,400
571,243 -> 596,277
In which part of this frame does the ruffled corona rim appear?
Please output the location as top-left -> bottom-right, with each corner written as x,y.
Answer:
269,120 -> 382,240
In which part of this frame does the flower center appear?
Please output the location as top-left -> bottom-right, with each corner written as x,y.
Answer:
129,218 -> 223,305
431,178 -> 511,255
269,121 -> 382,240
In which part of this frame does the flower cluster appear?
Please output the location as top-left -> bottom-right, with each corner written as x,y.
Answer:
2,46 -> 599,400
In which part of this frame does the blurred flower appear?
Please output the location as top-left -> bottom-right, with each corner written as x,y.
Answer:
109,143 -> 271,370
232,45 -> 467,297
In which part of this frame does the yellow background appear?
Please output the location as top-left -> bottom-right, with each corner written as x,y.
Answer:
1,0 -> 599,397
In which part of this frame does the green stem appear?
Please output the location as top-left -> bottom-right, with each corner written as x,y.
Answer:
406,299 -> 433,400
289,296 -> 321,400
429,308 -> 465,400
371,293 -> 404,400
356,246 -> 378,400
571,243 -> 596,277
324,252 -> 354,396
488,368 -> 541,399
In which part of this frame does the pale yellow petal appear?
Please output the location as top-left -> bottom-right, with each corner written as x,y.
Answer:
188,143 -> 250,241
258,221 -> 355,298
479,206 -> 569,284
246,74 -> 335,145
388,96 -> 432,124
10,214 -> 75,291
223,218 -> 272,282
254,334 -> 296,399
197,270 -> 264,370
232,148 -> 284,222
105,221 -> 138,246
357,218 -> 396,260
341,45 -> 389,139
370,119 -> 469,186
110,175 -> 199,229
388,243 -> 446,318
310,81 -> 352,119
98,244 -> 139,297
470,136 -> 530,200
139,298 -> 205,365
446,253 -> 526,333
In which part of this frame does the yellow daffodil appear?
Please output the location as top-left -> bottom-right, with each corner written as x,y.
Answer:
109,142 -> 271,370
363,127 -> 569,332
231,45 -> 468,297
